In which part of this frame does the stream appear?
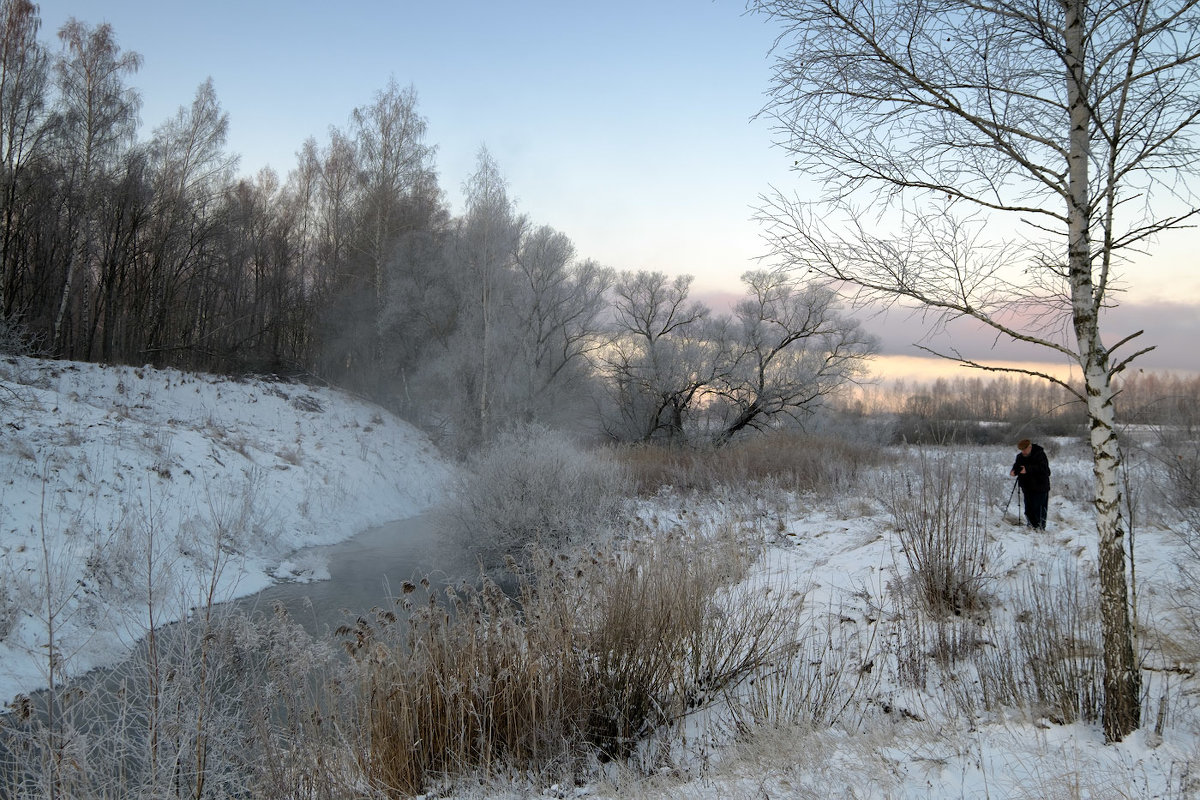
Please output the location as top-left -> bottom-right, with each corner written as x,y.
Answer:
232,511 -> 474,637
0,512 -> 480,794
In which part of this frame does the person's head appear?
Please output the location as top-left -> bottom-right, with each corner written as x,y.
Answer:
1017,438 -> 1032,455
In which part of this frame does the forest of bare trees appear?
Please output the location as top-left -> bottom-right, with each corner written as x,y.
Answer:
0,2 -> 442,382
0,3 -> 884,453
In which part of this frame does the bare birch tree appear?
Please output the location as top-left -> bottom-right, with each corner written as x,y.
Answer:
49,18 -> 140,356
750,0 -> 1200,740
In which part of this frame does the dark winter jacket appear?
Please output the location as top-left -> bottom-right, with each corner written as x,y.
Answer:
1012,444 -> 1051,494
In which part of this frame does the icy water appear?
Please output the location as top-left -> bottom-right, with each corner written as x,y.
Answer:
233,511 -> 474,636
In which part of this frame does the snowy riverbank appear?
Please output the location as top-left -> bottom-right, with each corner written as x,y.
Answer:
0,356 -> 452,703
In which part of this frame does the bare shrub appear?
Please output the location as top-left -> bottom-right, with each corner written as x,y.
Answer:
725,608 -> 880,735
883,453 -> 995,617
1152,425 -> 1200,548
443,423 -> 631,573
242,606 -> 356,799
1141,408 -> 1200,674
0,606 -> 340,800
887,569 -> 992,706
341,532 -> 805,795
977,558 -> 1103,725
0,318 -> 33,356
0,471 -> 306,800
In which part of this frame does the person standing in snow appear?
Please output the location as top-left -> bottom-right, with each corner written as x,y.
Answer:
1010,438 -> 1051,529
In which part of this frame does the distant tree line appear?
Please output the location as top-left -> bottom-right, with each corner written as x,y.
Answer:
836,372 -> 1200,445
866,375 -> 1086,445
0,3 -> 874,452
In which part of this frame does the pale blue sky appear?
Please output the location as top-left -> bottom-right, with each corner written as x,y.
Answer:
34,1 -> 1198,373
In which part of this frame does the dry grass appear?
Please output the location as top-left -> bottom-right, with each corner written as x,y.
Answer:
618,431 -> 889,497
337,530 -> 805,796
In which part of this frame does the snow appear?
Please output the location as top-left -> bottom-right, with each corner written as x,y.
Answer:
2,356 -> 1198,798
567,450 -> 1200,799
0,356 -> 452,702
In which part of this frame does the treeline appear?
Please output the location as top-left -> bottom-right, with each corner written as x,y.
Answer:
837,372 -> 1200,445
0,4 -> 445,382
0,3 -> 876,453
1111,371 -> 1200,428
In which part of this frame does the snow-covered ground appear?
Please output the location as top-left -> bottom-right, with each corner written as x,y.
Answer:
2,356 -> 1197,798
594,476 -> 1200,799
0,356 -> 452,703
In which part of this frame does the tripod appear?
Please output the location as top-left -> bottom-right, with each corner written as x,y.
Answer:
1003,477 -> 1022,525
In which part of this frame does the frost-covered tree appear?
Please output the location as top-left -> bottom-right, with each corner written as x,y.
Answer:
751,0 -> 1200,740
349,78 -> 437,312
508,224 -> 613,427
421,148 -> 524,451
603,270 -> 728,442
710,269 -> 876,445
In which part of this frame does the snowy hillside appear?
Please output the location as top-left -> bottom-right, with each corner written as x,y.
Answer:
0,356 -> 452,703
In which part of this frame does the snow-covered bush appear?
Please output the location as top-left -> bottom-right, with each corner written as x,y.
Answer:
443,423 -> 631,573
1154,426 -> 1200,541
0,317 -> 32,356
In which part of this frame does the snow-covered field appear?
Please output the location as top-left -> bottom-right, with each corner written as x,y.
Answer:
600,476 -> 1200,799
2,356 -> 1197,798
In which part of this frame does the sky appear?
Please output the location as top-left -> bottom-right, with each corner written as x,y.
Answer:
33,0 -> 1199,377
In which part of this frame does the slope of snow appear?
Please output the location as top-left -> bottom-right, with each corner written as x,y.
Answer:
0,356 -> 452,702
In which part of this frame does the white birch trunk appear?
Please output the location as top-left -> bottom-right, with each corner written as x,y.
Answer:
1065,0 -> 1140,741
